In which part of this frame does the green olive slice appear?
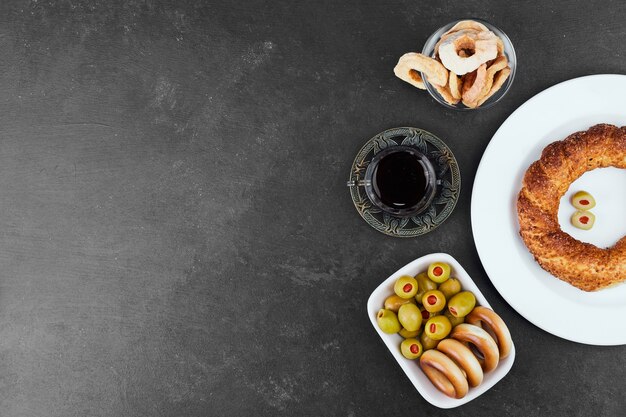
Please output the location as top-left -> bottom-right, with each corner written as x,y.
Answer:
571,190 -> 596,210
571,210 -> 595,230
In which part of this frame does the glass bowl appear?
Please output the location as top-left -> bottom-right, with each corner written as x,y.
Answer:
421,19 -> 516,111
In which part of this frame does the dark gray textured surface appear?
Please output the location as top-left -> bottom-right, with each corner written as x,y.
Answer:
0,1 -> 624,416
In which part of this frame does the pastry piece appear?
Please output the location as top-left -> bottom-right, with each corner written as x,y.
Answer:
420,349 -> 469,399
436,339 -> 484,388
394,52 -> 448,89
517,124 -> 626,291
465,306 -> 513,359
451,324 -> 500,372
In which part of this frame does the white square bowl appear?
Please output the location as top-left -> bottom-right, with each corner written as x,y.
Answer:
366,253 -> 515,408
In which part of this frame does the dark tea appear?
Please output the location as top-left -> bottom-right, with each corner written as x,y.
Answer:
372,151 -> 427,209
364,146 -> 436,217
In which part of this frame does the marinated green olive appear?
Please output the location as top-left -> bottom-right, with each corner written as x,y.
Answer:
376,309 -> 401,334
571,210 -> 595,230
421,290 -> 446,313
394,275 -> 418,299
384,294 -> 416,312
448,291 -> 476,318
420,331 -> 439,351
398,303 -> 422,331
438,277 -> 461,299
427,262 -> 451,284
571,190 -> 596,210
400,338 -> 423,360
399,327 -> 421,339
444,310 -> 465,327
414,272 -> 438,304
420,306 -> 440,322
424,315 -> 452,340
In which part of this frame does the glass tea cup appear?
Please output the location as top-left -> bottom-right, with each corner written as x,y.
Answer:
347,146 -> 437,218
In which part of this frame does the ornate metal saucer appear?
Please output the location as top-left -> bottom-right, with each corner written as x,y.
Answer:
347,127 -> 460,237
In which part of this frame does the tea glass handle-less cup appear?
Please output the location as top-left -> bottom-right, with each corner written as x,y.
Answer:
346,146 -> 437,218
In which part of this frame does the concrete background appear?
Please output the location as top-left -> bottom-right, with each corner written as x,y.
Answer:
0,0 -> 624,415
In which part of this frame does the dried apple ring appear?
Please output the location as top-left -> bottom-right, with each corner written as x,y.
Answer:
476,56 -> 509,102
448,71 -> 462,100
438,30 -> 498,75
434,28 -> 481,58
448,20 -> 489,33
432,82 -> 460,105
461,63 -> 488,108
476,66 -> 511,106
461,71 -> 476,95
394,60 -> 426,89
496,37 -> 504,56
394,53 -> 448,89
433,19 -> 489,58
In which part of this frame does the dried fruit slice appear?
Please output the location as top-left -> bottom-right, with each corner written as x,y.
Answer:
448,71 -> 462,99
432,82 -> 460,105
438,30 -> 498,75
394,52 -> 448,89
476,66 -> 511,106
434,28 -> 481,58
461,63 -> 488,108
448,20 -> 489,33
475,55 -> 509,102
496,37 -> 504,56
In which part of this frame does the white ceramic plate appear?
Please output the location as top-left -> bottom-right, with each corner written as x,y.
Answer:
367,253 -> 515,408
471,74 -> 626,345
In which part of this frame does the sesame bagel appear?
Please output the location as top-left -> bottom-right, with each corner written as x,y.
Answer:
516,124 -> 626,291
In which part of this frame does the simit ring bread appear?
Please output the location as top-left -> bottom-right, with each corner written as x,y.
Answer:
420,349 -> 469,399
436,338 -> 484,388
517,124 -> 626,291
450,324 -> 500,372
465,306 -> 512,359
